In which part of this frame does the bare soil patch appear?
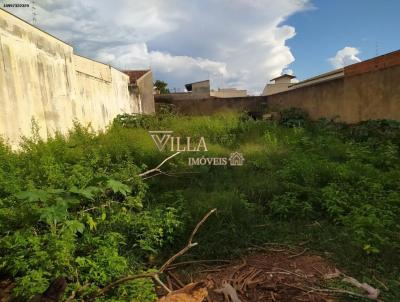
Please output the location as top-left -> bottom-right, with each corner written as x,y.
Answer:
163,248 -> 340,302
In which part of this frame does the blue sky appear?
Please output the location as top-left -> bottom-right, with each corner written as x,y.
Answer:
3,0 -> 399,94
286,0 -> 400,80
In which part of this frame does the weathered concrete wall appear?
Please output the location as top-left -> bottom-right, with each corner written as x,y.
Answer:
156,92 -> 205,101
74,55 -> 137,130
0,9 -> 148,147
268,51 -> 400,123
136,70 -> 155,114
0,9 -> 77,145
267,78 -> 345,121
343,60 -> 400,122
155,95 -> 267,115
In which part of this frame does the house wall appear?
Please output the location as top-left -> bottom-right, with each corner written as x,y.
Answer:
191,81 -> 211,96
136,70 -> 155,114
262,83 -> 292,96
0,9 -> 76,146
0,9 -> 145,147
74,55 -> 138,130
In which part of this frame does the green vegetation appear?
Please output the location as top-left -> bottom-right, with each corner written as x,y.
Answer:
0,112 -> 399,301
154,80 -> 170,94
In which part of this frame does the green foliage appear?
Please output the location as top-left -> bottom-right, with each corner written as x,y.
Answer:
348,119 -> 400,145
1,114 -> 400,301
280,107 -> 310,127
0,124 -> 183,300
154,80 -> 170,94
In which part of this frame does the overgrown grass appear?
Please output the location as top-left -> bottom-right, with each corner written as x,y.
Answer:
0,112 -> 399,301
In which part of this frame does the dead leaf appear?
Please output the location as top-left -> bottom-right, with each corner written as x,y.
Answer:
157,282 -> 208,302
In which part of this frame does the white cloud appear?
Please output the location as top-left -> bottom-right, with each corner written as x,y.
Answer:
96,43 -> 228,91
4,0 -> 311,94
282,68 -> 294,75
329,46 -> 362,69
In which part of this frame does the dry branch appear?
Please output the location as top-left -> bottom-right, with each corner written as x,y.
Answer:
139,152 -> 181,178
160,209 -> 217,273
166,259 -> 230,270
64,283 -> 90,302
167,271 -> 185,289
91,208 -> 217,300
342,276 -> 380,300
287,248 -> 308,259
214,281 -> 242,302
306,286 -> 381,301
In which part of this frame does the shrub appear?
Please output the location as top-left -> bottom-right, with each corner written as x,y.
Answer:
280,107 -> 309,127
1,113 -> 400,300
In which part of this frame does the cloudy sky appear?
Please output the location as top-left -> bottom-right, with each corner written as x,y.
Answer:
3,0 -> 399,94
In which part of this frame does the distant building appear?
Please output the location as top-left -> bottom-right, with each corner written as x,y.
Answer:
185,80 -> 211,96
184,80 -> 247,98
262,74 -> 296,96
123,70 -> 155,114
262,69 -> 346,96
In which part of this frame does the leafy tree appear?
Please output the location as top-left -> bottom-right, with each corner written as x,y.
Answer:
154,80 -> 170,94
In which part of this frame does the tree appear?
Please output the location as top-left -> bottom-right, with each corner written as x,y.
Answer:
154,80 -> 170,94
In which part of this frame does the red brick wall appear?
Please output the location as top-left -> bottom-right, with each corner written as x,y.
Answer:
345,50 -> 400,77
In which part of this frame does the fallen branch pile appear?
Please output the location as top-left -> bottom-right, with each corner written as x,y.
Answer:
173,245 -> 383,302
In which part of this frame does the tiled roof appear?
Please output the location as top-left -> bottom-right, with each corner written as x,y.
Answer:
270,74 -> 296,82
123,70 -> 150,84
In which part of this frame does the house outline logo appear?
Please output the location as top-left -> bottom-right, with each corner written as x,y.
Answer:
229,152 -> 245,166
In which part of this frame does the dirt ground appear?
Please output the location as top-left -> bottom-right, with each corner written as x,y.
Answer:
161,245 -> 352,302
0,279 -> 14,302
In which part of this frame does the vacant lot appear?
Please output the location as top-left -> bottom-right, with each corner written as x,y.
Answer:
0,111 -> 399,301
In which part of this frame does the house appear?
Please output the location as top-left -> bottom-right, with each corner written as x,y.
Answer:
263,69 -> 346,96
167,79 -> 247,98
262,74 -> 296,96
123,70 -> 155,114
185,80 -> 211,96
